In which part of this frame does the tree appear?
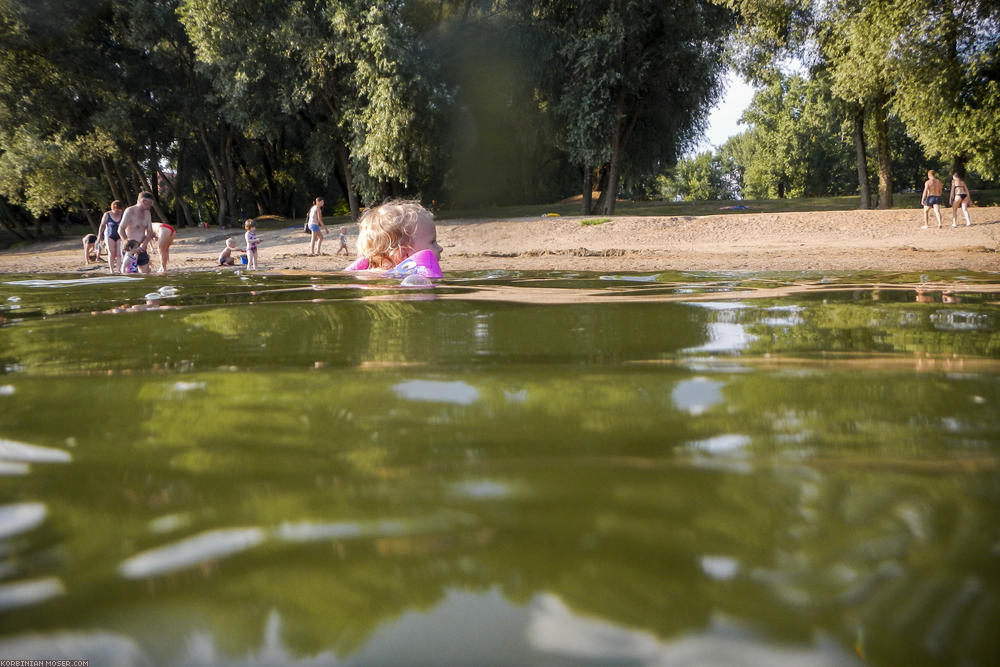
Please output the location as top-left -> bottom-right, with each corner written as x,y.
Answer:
723,73 -> 855,199
657,151 -> 735,201
524,0 -> 733,215
889,0 -> 1000,178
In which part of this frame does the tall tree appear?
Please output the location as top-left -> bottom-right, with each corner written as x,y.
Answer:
524,0 -> 732,214
889,0 -> 1000,179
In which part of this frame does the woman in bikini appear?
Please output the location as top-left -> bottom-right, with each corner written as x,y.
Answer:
950,171 -> 972,227
152,221 -> 176,272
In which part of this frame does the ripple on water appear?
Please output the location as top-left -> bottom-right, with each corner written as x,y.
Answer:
0,439 -> 72,463
118,527 -> 267,579
0,502 -> 47,540
5,276 -> 141,288
0,577 -> 65,612
393,380 -> 479,405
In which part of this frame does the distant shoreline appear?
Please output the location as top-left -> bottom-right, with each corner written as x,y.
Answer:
0,208 -> 998,275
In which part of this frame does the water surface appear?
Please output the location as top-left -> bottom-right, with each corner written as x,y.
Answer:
1,269 -> 998,665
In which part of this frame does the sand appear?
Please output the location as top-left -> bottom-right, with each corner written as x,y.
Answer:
1,208 -> 997,275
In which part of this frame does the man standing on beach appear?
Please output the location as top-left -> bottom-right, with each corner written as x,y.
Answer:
119,192 -> 156,274
921,169 -> 944,229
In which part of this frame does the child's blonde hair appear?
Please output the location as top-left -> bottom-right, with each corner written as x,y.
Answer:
356,200 -> 431,269
244,218 -> 255,230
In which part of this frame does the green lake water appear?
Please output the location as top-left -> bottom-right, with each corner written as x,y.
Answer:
0,269 -> 998,666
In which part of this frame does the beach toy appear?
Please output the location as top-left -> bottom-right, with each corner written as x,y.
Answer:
240,255 -> 248,265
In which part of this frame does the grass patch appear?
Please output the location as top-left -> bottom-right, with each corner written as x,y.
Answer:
580,218 -> 611,226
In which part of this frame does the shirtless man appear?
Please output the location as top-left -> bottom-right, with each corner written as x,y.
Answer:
119,192 -> 156,274
920,169 -> 944,229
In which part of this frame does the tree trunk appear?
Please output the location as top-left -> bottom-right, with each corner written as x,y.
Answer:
581,165 -> 593,215
83,208 -> 98,232
332,161 -> 350,211
951,155 -> 966,178
874,90 -> 893,209
600,97 -> 625,216
198,124 -> 231,227
157,168 -> 193,228
101,157 -> 122,204
222,133 -> 238,224
112,160 -> 135,203
126,154 -> 171,224
853,105 -> 872,209
336,143 -> 360,220
0,198 -> 31,240
173,141 -> 195,227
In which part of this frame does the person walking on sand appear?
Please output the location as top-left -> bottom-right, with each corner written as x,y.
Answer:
95,200 -> 124,273
306,197 -> 328,256
119,192 -> 156,274
152,221 -> 176,273
950,170 -> 973,227
921,169 -> 944,229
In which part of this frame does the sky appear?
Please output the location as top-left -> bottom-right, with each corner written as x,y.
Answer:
697,70 -> 757,152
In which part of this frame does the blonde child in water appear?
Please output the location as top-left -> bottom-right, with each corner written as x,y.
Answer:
344,200 -> 443,278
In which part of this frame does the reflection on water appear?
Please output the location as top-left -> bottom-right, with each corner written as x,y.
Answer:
0,270 -> 998,665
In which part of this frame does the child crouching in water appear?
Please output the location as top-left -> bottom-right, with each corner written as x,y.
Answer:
343,200 -> 442,278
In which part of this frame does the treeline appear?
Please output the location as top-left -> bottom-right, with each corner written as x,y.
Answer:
1,1 -> 997,241
0,0 -> 733,240
662,0 -> 1000,204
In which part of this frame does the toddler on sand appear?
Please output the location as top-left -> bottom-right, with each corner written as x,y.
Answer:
218,238 -> 246,266
244,219 -> 260,270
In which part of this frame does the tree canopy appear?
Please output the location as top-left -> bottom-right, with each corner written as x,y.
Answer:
0,0 -> 996,233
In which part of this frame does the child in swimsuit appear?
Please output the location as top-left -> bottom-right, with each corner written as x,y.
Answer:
244,219 -> 260,270
121,240 -> 141,274
343,200 -> 443,278
336,227 -> 350,255
218,237 -> 246,266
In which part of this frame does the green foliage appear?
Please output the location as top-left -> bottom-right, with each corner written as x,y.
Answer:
725,73 -> 857,198
887,0 -> 1000,178
580,217 -> 610,226
657,151 -> 736,201
526,0 -> 734,211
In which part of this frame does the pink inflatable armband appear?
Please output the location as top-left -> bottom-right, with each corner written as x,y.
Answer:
344,256 -> 370,271
386,250 -> 442,279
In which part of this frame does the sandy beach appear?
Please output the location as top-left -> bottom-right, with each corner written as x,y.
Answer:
1,208 -> 998,275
